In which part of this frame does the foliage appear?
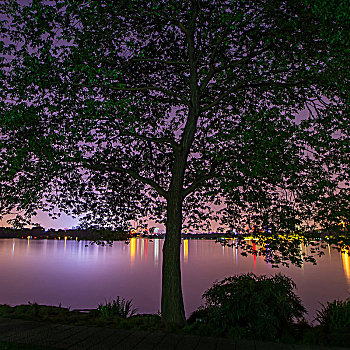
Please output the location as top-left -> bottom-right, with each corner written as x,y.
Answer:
0,303 -> 83,324
97,297 -> 137,319
0,0 -> 349,324
0,303 -> 162,331
314,298 -> 350,347
316,298 -> 350,330
2,298 -> 350,347
188,273 -> 306,341
1,0 -> 349,243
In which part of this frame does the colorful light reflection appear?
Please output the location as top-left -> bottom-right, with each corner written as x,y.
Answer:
342,250 -> 350,291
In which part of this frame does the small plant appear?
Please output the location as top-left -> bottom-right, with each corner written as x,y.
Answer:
188,273 -> 306,341
97,297 -> 137,319
314,298 -> 350,346
27,302 -> 40,317
315,298 -> 350,329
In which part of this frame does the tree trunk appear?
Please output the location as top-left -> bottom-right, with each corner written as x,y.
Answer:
161,191 -> 186,326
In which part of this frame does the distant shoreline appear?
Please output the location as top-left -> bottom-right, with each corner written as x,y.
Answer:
0,234 -> 231,241
0,228 -> 234,241
0,227 -> 130,241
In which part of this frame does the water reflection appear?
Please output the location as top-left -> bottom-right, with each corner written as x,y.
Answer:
0,238 -> 349,320
154,239 -> 160,264
342,251 -> 350,291
252,242 -> 256,269
141,239 -> 144,259
144,239 -> 148,261
183,239 -> 188,263
130,237 -> 136,266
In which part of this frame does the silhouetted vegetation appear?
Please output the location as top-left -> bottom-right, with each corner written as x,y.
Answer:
186,273 -> 350,347
0,303 -> 162,331
186,273 -> 306,342
1,0 -> 349,326
311,298 -> 350,347
0,227 -> 130,242
1,274 -> 350,347
97,297 -> 137,319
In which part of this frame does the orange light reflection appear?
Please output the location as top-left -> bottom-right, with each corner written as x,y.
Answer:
184,239 -> 188,264
130,238 -> 136,266
342,251 -> 350,291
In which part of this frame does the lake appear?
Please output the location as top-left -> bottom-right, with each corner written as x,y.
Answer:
1,238 -> 349,322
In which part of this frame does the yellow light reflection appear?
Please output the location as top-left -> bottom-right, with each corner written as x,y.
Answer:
342,251 -> 350,290
141,239 -> 144,259
154,239 -> 159,264
130,238 -> 136,265
183,239 -> 188,263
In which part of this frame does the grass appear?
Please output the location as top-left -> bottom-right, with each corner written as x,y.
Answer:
0,303 -> 162,332
1,296 -> 350,348
97,297 -> 137,318
0,302 -> 163,350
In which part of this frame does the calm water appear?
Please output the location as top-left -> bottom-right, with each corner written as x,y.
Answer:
1,238 -> 349,322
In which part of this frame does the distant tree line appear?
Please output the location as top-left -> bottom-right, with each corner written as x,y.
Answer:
0,226 -> 130,241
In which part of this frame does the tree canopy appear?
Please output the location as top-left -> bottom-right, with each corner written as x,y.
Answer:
0,0 -> 349,325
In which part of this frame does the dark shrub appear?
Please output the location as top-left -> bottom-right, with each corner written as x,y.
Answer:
97,297 -> 137,318
315,298 -> 350,346
187,306 -> 209,325
190,273 -> 306,341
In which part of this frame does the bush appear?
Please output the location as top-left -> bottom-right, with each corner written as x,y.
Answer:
314,298 -> 350,346
188,273 -> 306,341
97,297 -> 137,318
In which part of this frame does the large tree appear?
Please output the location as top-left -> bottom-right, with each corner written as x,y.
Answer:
0,0 -> 349,325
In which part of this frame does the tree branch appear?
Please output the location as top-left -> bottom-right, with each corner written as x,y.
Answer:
209,21 -> 235,65
201,80 -> 307,112
178,21 -> 188,34
200,45 -> 273,93
216,45 -> 274,74
71,82 -> 189,106
131,58 -> 189,66
119,131 -> 180,150
183,174 -> 216,197
81,158 -> 168,199
117,167 -> 168,199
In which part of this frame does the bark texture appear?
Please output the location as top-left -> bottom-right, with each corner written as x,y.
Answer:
161,191 -> 186,326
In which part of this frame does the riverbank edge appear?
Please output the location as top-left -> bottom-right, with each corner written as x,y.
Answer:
0,233 -> 233,241
1,315 -> 347,350
0,304 -> 348,349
